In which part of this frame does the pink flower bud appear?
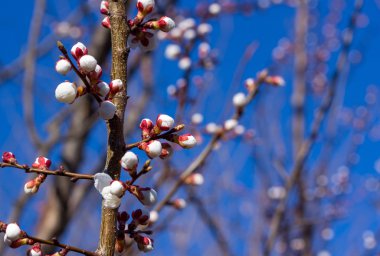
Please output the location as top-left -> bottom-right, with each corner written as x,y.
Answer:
79,55 -> 98,73
55,59 -> 72,75
157,16 -> 175,32
109,79 -> 123,94
32,156 -> 52,169
156,114 -> 175,131
99,101 -> 116,120
185,173 -> 204,186
139,187 -> 157,206
178,134 -> 197,149
70,42 -> 88,60
117,211 -> 130,226
139,119 -> 154,139
266,75 -> 285,86
132,209 -> 150,225
173,198 -> 186,210
143,140 -> 162,159
28,243 -> 42,256
137,0 -> 155,16
24,180 -> 38,194
95,81 -> 110,97
159,143 -> 173,159
135,236 -> 154,253
100,0 -> 109,15
110,181 -> 126,197
5,223 -> 22,241
89,64 -> 103,81
2,152 -> 16,164
232,92 -> 247,108
121,151 -> 139,172
55,82 -> 77,104
102,16 -> 111,29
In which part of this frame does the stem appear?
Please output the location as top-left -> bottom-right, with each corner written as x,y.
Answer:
26,234 -> 97,256
97,1 -> 129,256
0,162 -> 94,180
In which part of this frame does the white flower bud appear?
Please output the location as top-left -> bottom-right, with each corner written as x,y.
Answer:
94,173 -> 112,194
156,114 -> 175,131
205,122 -> 221,134
102,186 -> 121,209
140,188 -> 157,206
234,125 -> 246,135
99,101 -> 116,120
178,134 -> 197,149
191,113 -> 204,124
55,59 -> 72,75
79,55 -> 97,73
121,151 -> 138,171
165,44 -> 181,60
71,42 -> 88,60
232,92 -> 247,108
224,119 -> 238,131
95,81 -> 110,97
149,211 -> 159,223
178,18 -> 195,31
183,29 -> 196,40
55,82 -> 77,104
197,23 -> 212,36
5,223 -> 22,241
178,57 -> 192,70
146,140 -> 162,158
209,3 -> 221,15
110,181 -> 126,198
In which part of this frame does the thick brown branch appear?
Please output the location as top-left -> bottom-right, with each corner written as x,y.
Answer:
98,1 -> 129,256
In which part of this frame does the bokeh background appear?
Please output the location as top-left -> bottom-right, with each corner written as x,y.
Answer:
1,0 -> 380,255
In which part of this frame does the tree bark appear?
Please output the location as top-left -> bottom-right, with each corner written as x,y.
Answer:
97,1 -> 129,255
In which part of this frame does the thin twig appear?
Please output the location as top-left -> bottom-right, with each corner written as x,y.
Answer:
154,70 -> 270,212
124,124 -> 185,151
0,162 -> 94,181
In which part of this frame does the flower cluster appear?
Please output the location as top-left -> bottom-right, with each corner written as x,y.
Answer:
137,114 -> 197,159
123,0 -> 175,50
0,222 -> 69,255
114,210 -> 154,254
94,173 -> 157,209
55,42 -> 124,120
25,156 -> 51,195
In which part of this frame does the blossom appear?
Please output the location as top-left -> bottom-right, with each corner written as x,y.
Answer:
95,81 -> 110,97
94,173 -> 121,209
2,152 -> 16,164
32,156 -> 52,169
70,42 -> 88,60
55,59 -> 72,75
5,223 -> 22,241
156,114 -> 175,131
232,92 -> 247,108
99,101 -> 116,120
178,134 -> 197,148
55,82 -> 77,104
121,151 -> 139,172
79,55 -> 98,73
